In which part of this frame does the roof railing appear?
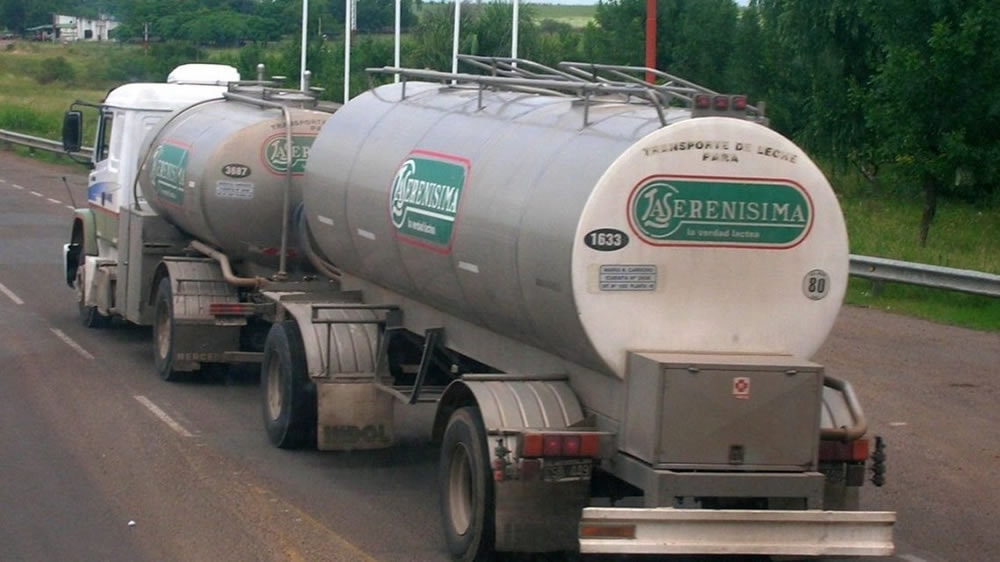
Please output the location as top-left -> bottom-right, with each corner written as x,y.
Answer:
368,56 -> 766,126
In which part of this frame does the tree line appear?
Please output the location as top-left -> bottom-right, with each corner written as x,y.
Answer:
3,0 -> 997,241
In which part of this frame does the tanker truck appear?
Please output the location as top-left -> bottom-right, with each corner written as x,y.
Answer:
62,56 -> 894,560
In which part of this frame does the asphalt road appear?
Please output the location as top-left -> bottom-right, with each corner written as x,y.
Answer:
0,150 -> 997,562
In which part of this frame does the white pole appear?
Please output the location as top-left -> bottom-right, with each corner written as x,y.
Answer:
394,0 -> 401,83
344,0 -> 352,102
511,0 -> 519,64
300,0 -> 309,90
452,0 -> 461,76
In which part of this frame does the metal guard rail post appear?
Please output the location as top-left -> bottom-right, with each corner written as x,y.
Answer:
2,127 -> 997,298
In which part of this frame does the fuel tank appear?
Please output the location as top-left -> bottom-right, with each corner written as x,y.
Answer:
138,92 -> 331,264
303,82 -> 848,378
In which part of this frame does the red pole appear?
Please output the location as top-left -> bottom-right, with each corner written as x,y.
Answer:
645,0 -> 656,83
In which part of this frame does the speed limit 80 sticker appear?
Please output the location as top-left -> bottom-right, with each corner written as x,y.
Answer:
802,269 -> 830,300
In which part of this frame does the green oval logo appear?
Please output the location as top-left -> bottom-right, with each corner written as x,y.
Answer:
628,176 -> 813,248
262,134 -> 316,175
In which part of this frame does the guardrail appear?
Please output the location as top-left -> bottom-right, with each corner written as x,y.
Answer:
1,128 -> 998,298
0,128 -> 93,158
850,255 -> 1000,298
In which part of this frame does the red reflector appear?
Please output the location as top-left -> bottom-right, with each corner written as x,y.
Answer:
580,524 -> 636,539
694,94 -> 711,110
732,95 -> 748,111
820,438 -> 870,462
543,434 -> 563,456
522,433 -> 543,457
852,438 -> 870,461
209,303 -> 253,315
580,433 -> 600,457
713,95 -> 729,110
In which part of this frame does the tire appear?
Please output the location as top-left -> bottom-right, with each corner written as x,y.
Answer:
440,407 -> 495,562
261,321 -> 316,449
75,250 -> 108,329
153,277 -> 186,382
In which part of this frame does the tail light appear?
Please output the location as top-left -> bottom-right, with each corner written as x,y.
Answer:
819,438 -> 870,462
521,431 -> 601,458
731,95 -> 748,111
693,94 -> 712,110
713,95 -> 730,110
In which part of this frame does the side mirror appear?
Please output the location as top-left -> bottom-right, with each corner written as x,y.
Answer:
62,110 -> 83,153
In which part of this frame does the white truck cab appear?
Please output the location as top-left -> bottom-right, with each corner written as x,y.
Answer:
62,64 -> 240,326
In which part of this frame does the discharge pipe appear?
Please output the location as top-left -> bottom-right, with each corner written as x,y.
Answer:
188,240 -> 268,289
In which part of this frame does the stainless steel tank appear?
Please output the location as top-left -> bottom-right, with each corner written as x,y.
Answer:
303,82 -> 848,378
138,96 -> 331,264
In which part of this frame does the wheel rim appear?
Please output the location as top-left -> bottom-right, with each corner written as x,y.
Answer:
155,297 -> 170,361
265,356 -> 283,422
447,442 -> 474,536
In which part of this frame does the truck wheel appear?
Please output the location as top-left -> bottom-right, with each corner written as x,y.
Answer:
440,407 -> 495,562
153,277 -> 185,382
261,321 -> 316,449
75,252 -> 108,328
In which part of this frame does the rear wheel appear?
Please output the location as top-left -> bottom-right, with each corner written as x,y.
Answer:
440,407 -> 495,562
153,277 -> 186,382
261,321 -> 316,449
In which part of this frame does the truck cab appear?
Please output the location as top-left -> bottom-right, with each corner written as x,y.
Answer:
62,64 -> 240,327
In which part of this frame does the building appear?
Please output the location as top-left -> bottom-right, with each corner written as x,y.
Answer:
52,14 -> 119,41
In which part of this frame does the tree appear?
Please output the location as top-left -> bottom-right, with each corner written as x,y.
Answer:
749,1 -> 878,165
861,0 -> 1000,244
581,0 -> 740,90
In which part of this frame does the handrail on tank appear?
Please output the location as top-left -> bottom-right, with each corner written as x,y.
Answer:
559,61 -> 767,121
368,65 -> 670,127
821,374 -> 869,441
223,91 -> 297,280
457,55 -> 751,116
458,55 -> 582,82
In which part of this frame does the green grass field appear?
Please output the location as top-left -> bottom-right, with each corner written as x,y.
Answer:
533,4 -> 597,28
1,41 -> 997,331
833,166 -> 1000,330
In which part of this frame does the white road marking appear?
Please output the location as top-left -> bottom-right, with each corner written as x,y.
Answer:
900,554 -> 929,562
0,282 -> 24,305
30,191 -> 43,197
356,228 -> 376,240
49,328 -> 95,360
12,183 -> 24,190
0,178 -> 6,183
65,205 -> 75,210
47,198 -> 61,204
134,395 -> 194,437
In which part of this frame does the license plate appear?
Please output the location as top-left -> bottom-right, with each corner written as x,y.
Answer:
543,459 -> 593,482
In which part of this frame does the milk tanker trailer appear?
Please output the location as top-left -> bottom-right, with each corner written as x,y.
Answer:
63,58 -> 894,559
